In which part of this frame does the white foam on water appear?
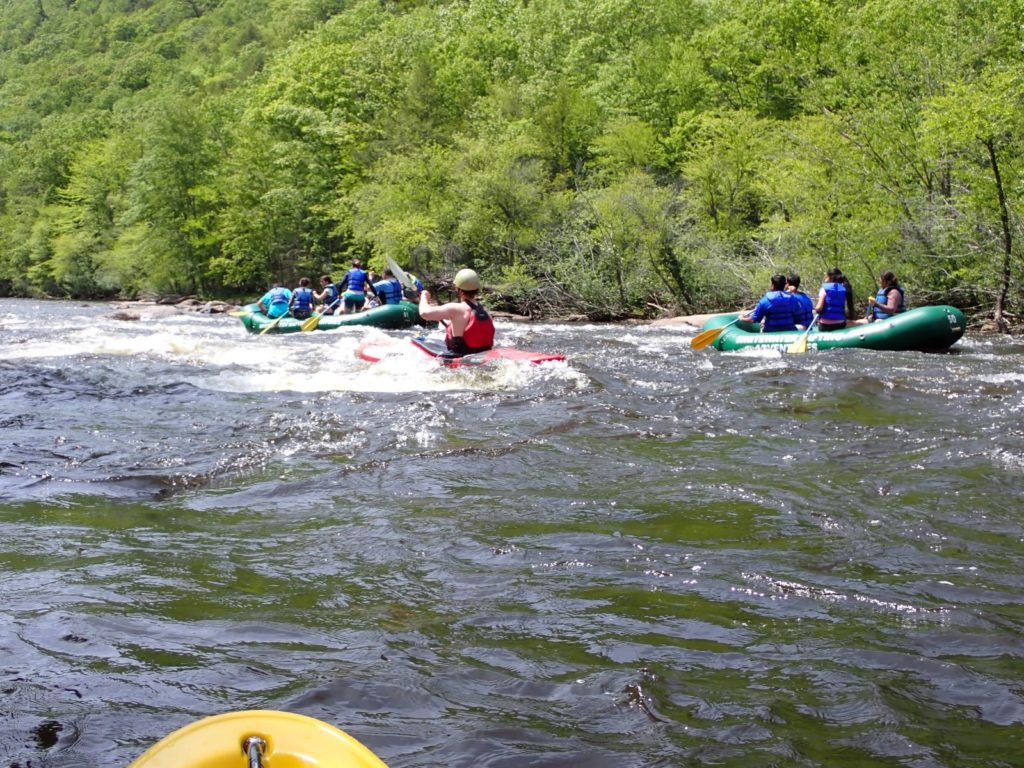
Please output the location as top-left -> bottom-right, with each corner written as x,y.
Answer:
1,303 -> 584,394
977,372 -> 1024,384
194,330 -> 583,394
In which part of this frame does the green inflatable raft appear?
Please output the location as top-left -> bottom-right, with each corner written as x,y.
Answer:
237,300 -> 424,334
699,305 -> 966,352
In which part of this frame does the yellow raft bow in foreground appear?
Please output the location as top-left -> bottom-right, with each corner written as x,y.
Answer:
129,710 -> 388,768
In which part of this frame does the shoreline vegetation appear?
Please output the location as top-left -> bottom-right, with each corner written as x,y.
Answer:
2,1 -> 1021,332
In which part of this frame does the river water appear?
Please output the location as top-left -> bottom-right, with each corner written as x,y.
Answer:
1,298 -> 1022,767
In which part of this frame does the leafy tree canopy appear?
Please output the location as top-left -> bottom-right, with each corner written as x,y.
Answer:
0,0 -> 1022,325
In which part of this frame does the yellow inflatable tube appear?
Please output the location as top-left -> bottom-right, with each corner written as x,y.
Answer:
129,710 -> 389,768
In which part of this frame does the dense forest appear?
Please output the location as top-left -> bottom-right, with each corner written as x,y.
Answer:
1,0 -> 1022,324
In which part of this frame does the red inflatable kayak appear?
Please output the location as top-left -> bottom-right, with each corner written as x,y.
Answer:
358,337 -> 565,368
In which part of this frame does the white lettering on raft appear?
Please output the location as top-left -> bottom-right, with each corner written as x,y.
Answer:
734,334 -> 809,345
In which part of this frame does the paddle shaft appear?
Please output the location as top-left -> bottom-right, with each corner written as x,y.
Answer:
258,311 -> 290,335
300,298 -> 341,331
787,314 -> 819,354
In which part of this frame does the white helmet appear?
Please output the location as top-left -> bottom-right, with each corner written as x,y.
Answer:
453,268 -> 481,291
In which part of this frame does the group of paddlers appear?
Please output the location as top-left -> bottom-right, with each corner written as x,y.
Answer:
255,262 -> 496,357
256,259 -> 424,320
740,268 -> 906,333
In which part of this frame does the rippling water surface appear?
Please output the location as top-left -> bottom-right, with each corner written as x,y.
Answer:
2,298 -> 1023,767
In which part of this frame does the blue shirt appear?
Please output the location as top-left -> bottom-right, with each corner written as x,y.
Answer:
790,290 -> 814,327
750,290 -> 797,332
291,286 -> 314,312
340,268 -> 368,294
373,277 -> 404,304
259,287 -> 292,318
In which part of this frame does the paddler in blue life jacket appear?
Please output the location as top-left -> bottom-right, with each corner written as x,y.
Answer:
289,277 -> 315,320
417,268 -> 496,356
814,267 -> 851,331
786,272 -> 815,329
863,271 -> 906,322
314,274 -> 340,315
336,259 -> 375,314
371,268 -> 404,305
740,274 -> 797,332
257,283 -> 292,319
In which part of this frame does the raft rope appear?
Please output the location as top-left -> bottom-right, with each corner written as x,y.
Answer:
243,735 -> 267,768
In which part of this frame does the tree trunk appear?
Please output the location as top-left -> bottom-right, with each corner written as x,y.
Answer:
985,138 -> 1012,333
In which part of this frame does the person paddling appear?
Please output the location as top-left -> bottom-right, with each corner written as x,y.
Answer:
786,273 -> 815,330
372,268 -> 404,305
314,274 -> 340,315
739,274 -> 797,332
336,259 -> 373,314
257,283 -> 291,319
865,271 -> 906,322
289,277 -> 315,320
417,268 -> 495,356
814,267 -> 850,331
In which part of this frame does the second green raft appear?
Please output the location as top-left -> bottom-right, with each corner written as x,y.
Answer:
699,305 -> 966,352
238,301 -> 425,334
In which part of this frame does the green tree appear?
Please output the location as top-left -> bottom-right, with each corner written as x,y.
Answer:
758,114 -> 899,295
349,143 -> 457,273
587,170 -> 678,314
922,67 -> 1024,330
452,129 -> 558,274
117,97 -> 224,294
590,116 -> 668,181
682,110 -> 769,236
51,133 -> 135,294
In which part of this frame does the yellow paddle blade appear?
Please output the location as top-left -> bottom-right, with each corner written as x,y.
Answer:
691,317 -> 743,351
787,332 -> 810,354
786,315 -> 818,354
228,309 -> 251,317
690,326 -> 725,350
300,314 -> 321,332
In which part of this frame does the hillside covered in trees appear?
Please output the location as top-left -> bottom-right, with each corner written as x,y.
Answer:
1,0 -> 1022,324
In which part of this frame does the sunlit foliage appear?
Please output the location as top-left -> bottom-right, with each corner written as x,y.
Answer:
0,0 -> 1021,321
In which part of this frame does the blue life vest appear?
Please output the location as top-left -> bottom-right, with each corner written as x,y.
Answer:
758,290 -> 797,332
375,277 -> 403,305
322,283 -> 339,307
292,287 -> 314,312
820,282 -> 847,322
268,287 -> 290,309
872,285 -> 905,320
343,268 -> 368,293
791,291 -> 814,327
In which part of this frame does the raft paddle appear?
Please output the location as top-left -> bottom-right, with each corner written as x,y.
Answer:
690,318 -> 742,351
258,312 -> 290,336
300,298 -> 340,332
386,256 -> 416,291
786,314 -> 819,354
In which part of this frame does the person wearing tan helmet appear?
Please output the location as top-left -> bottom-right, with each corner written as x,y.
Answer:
418,268 -> 496,356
